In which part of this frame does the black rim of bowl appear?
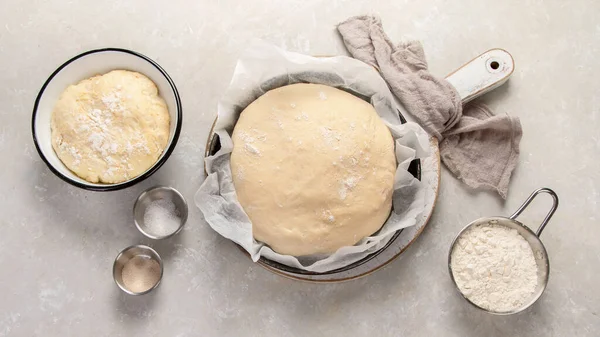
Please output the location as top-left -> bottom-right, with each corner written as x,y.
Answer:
31,48 -> 183,191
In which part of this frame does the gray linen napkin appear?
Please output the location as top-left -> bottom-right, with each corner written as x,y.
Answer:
337,15 -> 522,198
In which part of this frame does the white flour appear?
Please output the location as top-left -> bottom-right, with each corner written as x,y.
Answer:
450,222 -> 539,312
320,126 -> 341,146
72,91 -> 150,176
238,130 -> 267,156
338,176 -> 361,200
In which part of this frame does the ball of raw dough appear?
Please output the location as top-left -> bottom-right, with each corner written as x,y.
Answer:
51,70 -> 170,184
230,83 -> 396,256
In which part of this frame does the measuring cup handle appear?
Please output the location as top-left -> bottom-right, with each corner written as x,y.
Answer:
509,188 -> 559,237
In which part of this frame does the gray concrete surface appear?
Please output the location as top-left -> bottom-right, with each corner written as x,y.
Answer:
0,0 -> 598,336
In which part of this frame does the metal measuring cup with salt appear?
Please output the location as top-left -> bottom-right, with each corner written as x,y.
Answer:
134,186 -> 188,240
448,188 -> 559,315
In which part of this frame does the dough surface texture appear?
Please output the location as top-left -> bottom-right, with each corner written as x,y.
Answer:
51,70 -> 170,184
230,83 -> 396,256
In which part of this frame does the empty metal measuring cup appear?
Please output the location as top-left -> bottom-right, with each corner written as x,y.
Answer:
448,187 -> 559,315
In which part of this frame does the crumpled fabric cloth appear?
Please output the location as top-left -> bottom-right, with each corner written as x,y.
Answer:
337,15 -> 522,198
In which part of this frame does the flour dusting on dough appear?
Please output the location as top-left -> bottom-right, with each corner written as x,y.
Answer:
322,210 -> 336,223
244,143 -> 261,156
239,131 -> 262,156
50,70 -> 170,184
236,166 -> 245,180
320,126 -> 341,147
339,176 -> 360,200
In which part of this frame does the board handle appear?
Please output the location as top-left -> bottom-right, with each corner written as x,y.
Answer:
445,49 -> 515,103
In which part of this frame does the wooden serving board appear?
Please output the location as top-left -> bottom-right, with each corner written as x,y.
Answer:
202,49 -> 513,282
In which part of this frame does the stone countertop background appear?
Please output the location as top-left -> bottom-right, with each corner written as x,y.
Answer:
1,0 -> 598,336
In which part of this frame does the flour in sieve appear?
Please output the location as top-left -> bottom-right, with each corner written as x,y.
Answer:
450,223 -> 538,312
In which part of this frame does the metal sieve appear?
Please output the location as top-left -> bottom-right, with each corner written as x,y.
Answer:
448,187 -> 559,315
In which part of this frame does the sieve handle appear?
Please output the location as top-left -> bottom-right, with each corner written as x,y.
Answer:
509,188 -> 559,237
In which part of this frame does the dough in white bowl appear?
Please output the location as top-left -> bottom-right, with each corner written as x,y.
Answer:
230,83 -> 396,256
51,70 -> 170,184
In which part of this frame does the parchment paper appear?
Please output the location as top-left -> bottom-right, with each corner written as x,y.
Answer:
195,42 -> 431,273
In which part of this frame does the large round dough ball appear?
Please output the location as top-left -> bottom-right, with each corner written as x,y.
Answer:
230,83 -> 396,256
51,70 -> 170,184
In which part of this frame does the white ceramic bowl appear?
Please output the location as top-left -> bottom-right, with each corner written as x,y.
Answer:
32,48 -> 182,191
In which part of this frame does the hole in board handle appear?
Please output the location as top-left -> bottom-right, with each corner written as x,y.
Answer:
486,58 -> 503,74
